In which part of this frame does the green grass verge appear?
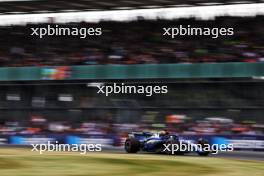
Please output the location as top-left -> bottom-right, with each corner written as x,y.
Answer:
0,148 -> 263,176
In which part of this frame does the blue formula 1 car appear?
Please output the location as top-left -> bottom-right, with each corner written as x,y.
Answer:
124,131 -> 210,156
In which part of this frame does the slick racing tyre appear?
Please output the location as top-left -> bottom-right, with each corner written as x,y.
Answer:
197,138 -> 210,156
124,138 -> 140,153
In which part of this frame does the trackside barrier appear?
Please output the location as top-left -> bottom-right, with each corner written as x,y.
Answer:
1,134 -> 263,151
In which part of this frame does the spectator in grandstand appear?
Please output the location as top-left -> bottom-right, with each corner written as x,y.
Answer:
0,17 -> 263,67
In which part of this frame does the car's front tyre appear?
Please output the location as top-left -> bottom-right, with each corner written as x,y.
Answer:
124,138 -> 140,153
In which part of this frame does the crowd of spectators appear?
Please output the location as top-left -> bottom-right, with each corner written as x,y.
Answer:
0,115 -> 263,136
0,16 -> 263,67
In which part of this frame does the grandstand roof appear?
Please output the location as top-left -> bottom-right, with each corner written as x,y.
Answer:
0,0 -> 262,14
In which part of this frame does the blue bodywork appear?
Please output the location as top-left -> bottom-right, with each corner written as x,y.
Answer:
128,132 -> 180,152
127,132 -> 208,155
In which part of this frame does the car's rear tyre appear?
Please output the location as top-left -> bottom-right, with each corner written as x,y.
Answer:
197,138 -> 210,156
124,138 -> 140,153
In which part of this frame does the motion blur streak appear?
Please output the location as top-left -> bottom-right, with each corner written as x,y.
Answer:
0,3 -> 264,25
0,148 -> 263,176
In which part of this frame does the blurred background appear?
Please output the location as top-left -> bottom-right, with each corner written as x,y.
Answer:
0,0 -> 263,157
0,1 -> 264,176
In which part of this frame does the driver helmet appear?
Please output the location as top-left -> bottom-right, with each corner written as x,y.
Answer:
159,130 -> 169,136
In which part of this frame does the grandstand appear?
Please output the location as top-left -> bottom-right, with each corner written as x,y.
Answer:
0,4 -> 263,176
0,16 -> 264,67
0,0 -> 263,147
0,0 -> 262,14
